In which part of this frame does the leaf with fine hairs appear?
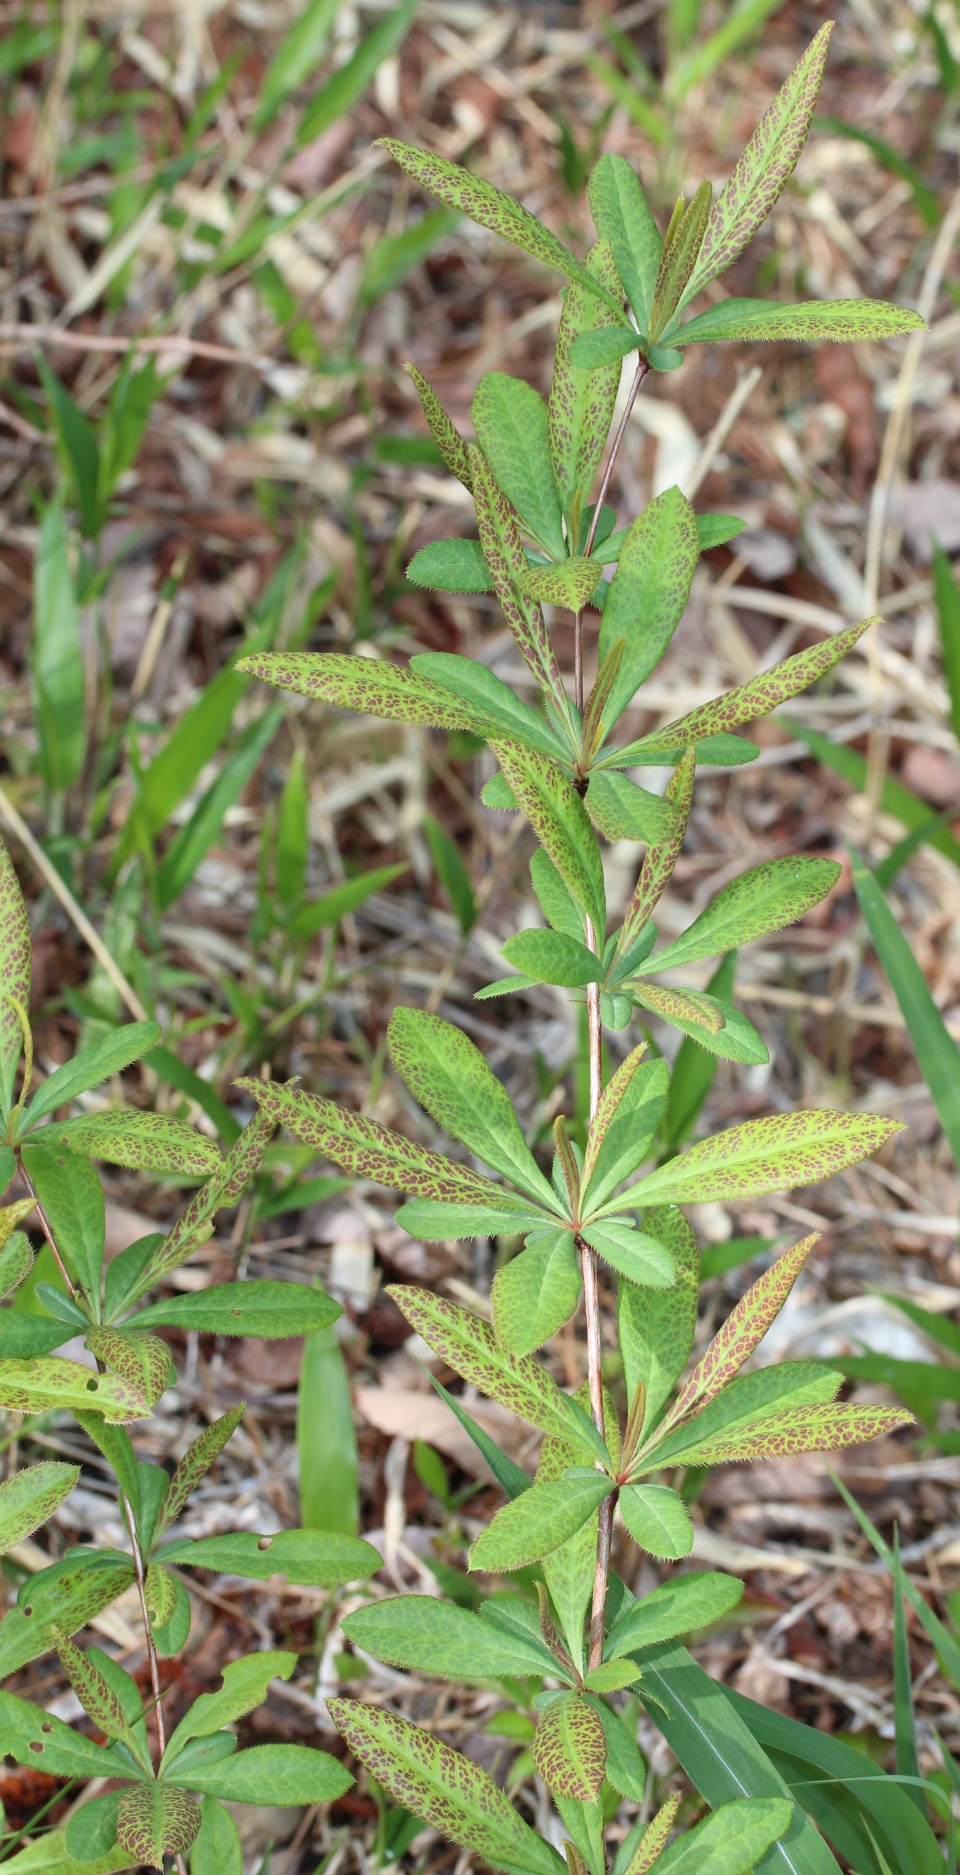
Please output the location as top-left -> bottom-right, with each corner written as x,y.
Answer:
492,741 -> 606,936
153,1404 -> 245,1542
585,771 -> 678,843
388,1286 -> 608,1461
596,487 -> 700,726
492,1230 -> 581,1356
531,848 -> 586,940
521,559 -> 604,610
470,446 -> 569,711
633,991 -> 769,1066
618,1796 -> 681,1875
408,537 -> 493,591
683,25 -> 833,304
569,325 -> 640,370
131,1278 -> 340,1339
500,928 -> 604,987
0,1553 -> 135,1682
605,1572 -> 743,1659
52,1625 -> 150,1770
116,1787 -> 201,1866
615,747 -> 696,950
191,1798 -> 243,1875
633,856 -> 840,975
607,615 -> 873,762
236,1075 -> 509,1205
407,364 -> 474,489
163,1652 -> 297,1768
470,1474 -> 613,1572
236,650 -> 501,734
473,373 -> 567,560
614,1108 -> 901,1211
0,1356 -> 149,1423
0,836 -> 31,1119
377,140 -> 622,316
50,1110 -> 223,1177
342,1596 -> 561,1683
0,1686 -> 125,1781
170,1741 -> 352,1804
675,296 -> 925,346
618,1207 -> 699,1438
157,1528 -> 379,1586
653,1798 -> 794,1875
412,652 -> 568,759
587,155 -> 662,332
618,1484 -> 693,1560
329,1698 -> 565,1875
388,1006 -> 560,1208
661,1401 -> 913,1468
22,1022 -> 161,1131
85,1327 -> 171,1409
549,238 -> 626,509
0,1461 -> 79,1555
578,1221 -> 676,1289
581,1051 -> 667,1209
640,1362 -> 842,1471
398,1199 -> 554,1239
533,1694 -> 606,1801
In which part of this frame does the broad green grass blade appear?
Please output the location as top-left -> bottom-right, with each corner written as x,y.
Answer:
359,208 -> 460,304
669,0 -> 791,100
298,1323 -> 358,1534
298,0 -> 418,144
783,719 -> 960,869
154,705 -> 284,912
828,1466 -> 960,1689
254,0 -> 339,128
850,846 -> 960,1168
874,811 -> 953,888
424,814 -> 477,935
33,494 -> 85,793
933,541 -> 960,741
892,1528 -> 925,1817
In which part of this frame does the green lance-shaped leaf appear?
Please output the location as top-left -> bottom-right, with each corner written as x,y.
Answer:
235,649 -> 500,735
675,296 -> 924,347
656,1232 -> 820,1438
533,1694 -> 607,1801
629,980 -> 726,1035
473,373 -> 567,560
619,1206 -> 699,1439
20,1142 -> 105,1305
289,862 -> 409,941
86,1327 -> 171,1409
492,1229 -> 581,1356
596,487 -> 700,728
584,772 -> 678,845
170,1740 -> 351,1805
377,140 -> 622,315
296,0 -> 417,143
653,1799 -> 794,1875
33,493 -> 85,794
617,747 -> 695,953
52,1626 -> 150,1771
631,856 -> 841,977
412,652 -> 568,760
236,1074 -> 512,1206
331,1699 -> 564,1875
569,326 -> 640,369
493,741 -> 606,936
0,1356 -> 149,1422
578,1221 -> 676,1288
387,1006 -> 560,1208
500,928 -> 603,988
682,24 -> 831,307
163,1652 -> 296,1768
531,847 -> 586,940
50,1110 -> 223,1178
131,1278 -> 341,1339
470,1473 -> 613,1571
621,1796 -> 681,1875
619,1484 -> 693,1560
159,1527 -> 377,1586
549,237 -> 625,510
581,1051 -> 667,1210
605,1571 -> 743,1659
640,1362 -> 842,1472
145,1559 -> 178,1631
389,1285 -> 607,1460
0,1226 -> 33,1300
667,1399 -> 912,1467
0,1461 -> 79,1554
397,1199 -> 555,1240
154,1404 -> 245,1543
342,1596 -> 561,1682
63,1789 -> 124,1864
21,1021 -> 162,1131
587,154 -> 662,334
408,537 -> 493,592
583,1660 -> 643,1693
116,1787 -> 201,1867
0,1686 -> 124,1782
407,363 -> 473,489
191,1798 -> 243,1875
606,615 -> 873,764
522,559 -> 604,611
470,446 -> 569,712
612,1109 -> 901,1213
0,842 -> 30,1118
649,181 -> 712,343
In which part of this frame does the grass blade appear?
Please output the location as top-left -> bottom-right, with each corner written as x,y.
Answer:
892,1528 -> 925,1817
783,719 -> 960,870
298,1323 -> 359,1534
933,540 -> 960,742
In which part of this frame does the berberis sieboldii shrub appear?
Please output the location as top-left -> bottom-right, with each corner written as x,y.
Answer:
1,24 -> 931,1875
231,25 -> 929,1875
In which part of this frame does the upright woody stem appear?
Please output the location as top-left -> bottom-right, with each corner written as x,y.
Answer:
576,356 -> 647,1670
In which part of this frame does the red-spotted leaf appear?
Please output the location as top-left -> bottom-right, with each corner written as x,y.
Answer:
116,1786 -> 202,1866
652,1799 -> 792,1875
86,1327 -> 172,1409
144,1559 -> 178,1630
632,856 -> 841,975
236,1074 -> 506,1206
470,1473 -> 613,1571
676,297 -> 924,347
52,1626 -> 149,1768
407,364 -> 473,490
616,746 -> 696,951
622,1796 -> 681,1875
329,1698 -> 565,1875
585,770 -> 678,843
470,446 -> 569,709
630,981 -> 726,1035
492,741 -> 606,936
0,1461 -> 79,1555
521,559 -> 603,610
533,1693 -> 606,1800
154,1404 -> 245,1542
639,1362 -> 841,1472
665,1401 -> 913,1467
237,648 -> 504,734
659,1233 -> 820,1434
0,835 -> 30,1117
549,237 -> 625,508
51,1110 -> 223,1177
0,1357 -> 149,1422
615,1110 -> 901,1211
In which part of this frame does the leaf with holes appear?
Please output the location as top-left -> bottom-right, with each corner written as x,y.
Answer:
52,1626 -> 150,1770
131,1279 -> 341,1339
533,1694 -> 606,1801
330,1697 -> 565,1875
612,1109 -> 900,1212
618,1207 -> 699,1438
492,1230 -> 581,1356
492,742 -> 606,936
387,1007 -> 560,1208
473,373 -> 567,559
388,1286 -> 606,1460
470,1474 -> 613,1572
237,1076 -> 509,1208
116,1786 -> 201,1865
377,141 -> 622,315
0,1552 -> 136,1681
596,488 -> 700,727
619,1484 -> 693,1560
50,1111 -> 223,1177
549,238 -> 626,509
606,1572 -> 743,1658
0,1687 -> 122,1781
585,772 -> 678,844
0,1462 -> 79,1555
86,1327 -> 172,1408
0,1357 -> 149,1421
158,1527 -> 379,1586
342,1596 -> 560,1683
163,1652 -> 297,1768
